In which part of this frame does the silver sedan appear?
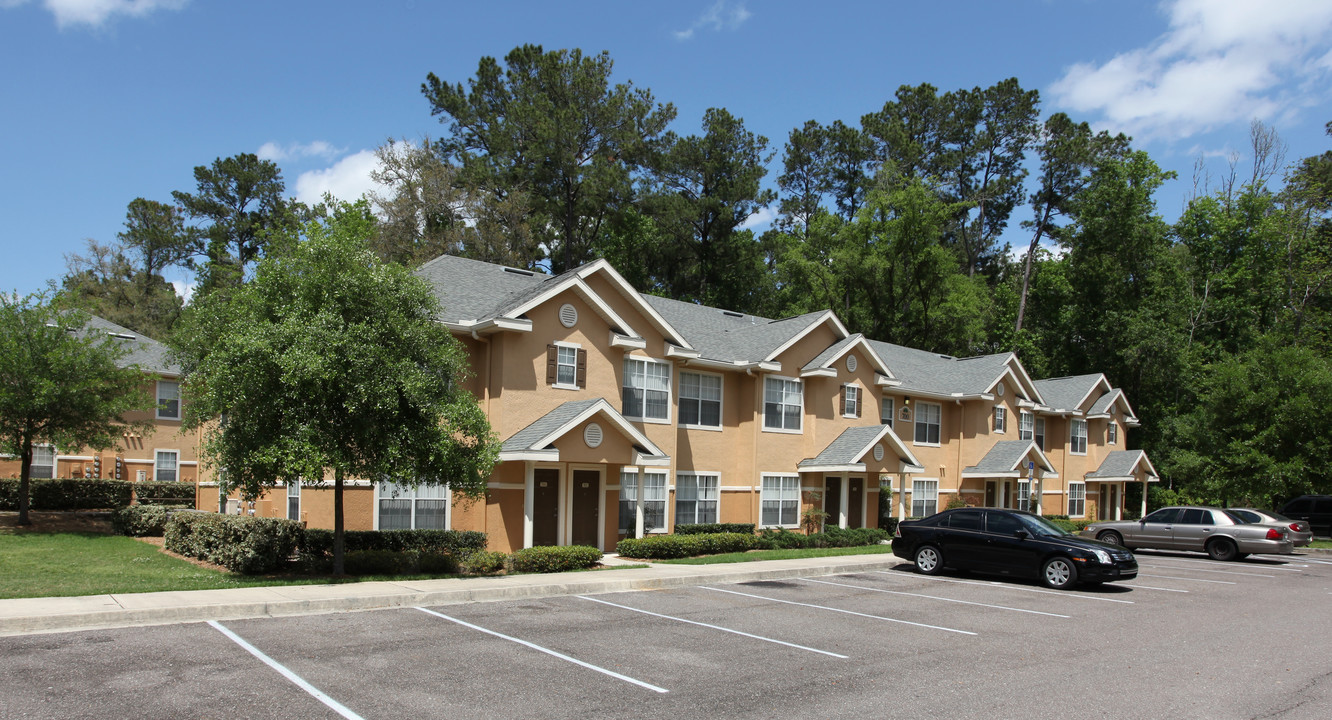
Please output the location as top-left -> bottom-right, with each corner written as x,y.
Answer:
1080,506 -> 1294,560
1228,508 -> 1314,547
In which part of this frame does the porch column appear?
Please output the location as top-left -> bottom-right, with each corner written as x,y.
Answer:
898,472 -> 908,521
635,464 -> 646,539
1140,476 -> 1148,518
1115,484 -> 1123,521
522,461 -> 534,549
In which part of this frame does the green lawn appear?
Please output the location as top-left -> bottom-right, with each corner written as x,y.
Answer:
655,544 -> 895,565
1306,539 -> 1332,549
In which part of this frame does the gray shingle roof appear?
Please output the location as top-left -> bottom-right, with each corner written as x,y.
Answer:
964,440 -> 1048,474
1031,374 -> 1105,413
798,425 -> 890,467
643,295 -> 829,364
81,316 -> 177,376
803,334 -> 862,373
865,340 -> 1013,397
501,399 -> 603,452
413,254 -> 549,323
1088,450 -> 1157,479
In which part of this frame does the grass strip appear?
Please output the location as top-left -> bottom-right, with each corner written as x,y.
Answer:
654,544 -> 895,565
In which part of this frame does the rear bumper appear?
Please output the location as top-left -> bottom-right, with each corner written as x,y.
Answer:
1236,538 -> 1295,555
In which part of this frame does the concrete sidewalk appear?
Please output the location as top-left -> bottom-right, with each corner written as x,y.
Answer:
0,553 -> 908,637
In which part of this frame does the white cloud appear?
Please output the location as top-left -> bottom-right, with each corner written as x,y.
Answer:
293,150 -> 381,207
1049,0 -> 1332,141
739,204 -> 777,231
257,140 -> 344,163
3,0 -> 188,29
674,1 -> 751,41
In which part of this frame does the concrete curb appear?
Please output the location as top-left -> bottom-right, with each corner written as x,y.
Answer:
0,555 -> 907,637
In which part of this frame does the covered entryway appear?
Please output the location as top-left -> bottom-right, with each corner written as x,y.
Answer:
965,441 -> 1057,513
799,425 -> 924,531
1086,450 -> 1160,519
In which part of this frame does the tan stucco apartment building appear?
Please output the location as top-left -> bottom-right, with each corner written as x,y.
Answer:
189,254 -> 1158,553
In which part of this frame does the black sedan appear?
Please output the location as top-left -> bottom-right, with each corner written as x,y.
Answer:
891,508 -> 1138,589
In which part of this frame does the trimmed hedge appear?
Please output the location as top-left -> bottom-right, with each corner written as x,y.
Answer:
617,532 -> 759,559
880,517 -> 900,536
460,550 -> 507,575
342,550 -> 460,576
299,529 -> 487,560
0,478 -> 132,510
164,512 -> 303,574
752,527 -> 888,551
507,545 -> 603,573
111,504 -> 190,536
673,523 -> 756,536
133,481 -> 196,506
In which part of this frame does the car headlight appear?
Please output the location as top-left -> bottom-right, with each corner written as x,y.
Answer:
1091,549 -> 1112,564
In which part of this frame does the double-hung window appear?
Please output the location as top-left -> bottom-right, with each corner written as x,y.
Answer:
1070,419 -> 1088,454
623,357 -> 670,421
842,384 -> 860,418
287,480 -> 301,521
760,475 -> 800,527
546,344 -> 585,389
1108,421 -> 1118,445
763,377 -> 803,432
1068,482 -> 1086,517
378,481 -> 449,530
1016,480 -> 1030,511
994,406 -> 1007,433
880,397 -> 894,428
31,445 -> 55,479
679,371 -> 721,428
618,471 -> 667,533
1019,411 -> 1034,441
156,380 -> 180,420
912,479 -> 938,517
675,473 -> 719,525
914,402 -> 941,444
155,450 -> 178,482
1034,418 -> 1046,450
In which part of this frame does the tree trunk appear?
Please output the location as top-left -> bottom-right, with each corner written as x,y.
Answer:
333,468 -> 345,575
1014,204 -> 1052,335
17,440 -> 32,526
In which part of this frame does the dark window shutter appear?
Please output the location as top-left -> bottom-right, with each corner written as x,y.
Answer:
576,349 -> 587,388
546,344 -> 557,385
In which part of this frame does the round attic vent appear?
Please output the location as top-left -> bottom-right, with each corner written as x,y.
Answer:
997,381 -> 1006,396
873,444 -> 885,462
846,355 -> 858,373
559,303 -> 578,328
584,423 -> 603,448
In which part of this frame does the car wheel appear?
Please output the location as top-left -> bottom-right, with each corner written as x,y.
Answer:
1206,538 -> 1238,561
1235,552 -> 1249,560
1098,531 -> 1125,547
1041,556 -> 1078,589
914,545 -> 944,575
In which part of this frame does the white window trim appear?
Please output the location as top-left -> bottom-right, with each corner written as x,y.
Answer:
678,369 -> 724,432
674,471 -> 721,525
880,396 -> 895,427
762,375 -> 804,434
155,379 -> 181,421
1070,419 -> 1088,456
1108,420 -> 1118,445
759,473 -> 802,528
994,406 -> 1007,434
1018,410 -> 1033,441
1034,417 -> 1046,451
911,478 -> 939,517
1068,481 -> 1087,518
842,383 -> 860,419
154,449 -> 180,482
622,355 -> 673,425
30,444 -> 56,479
620,469 -> 668,533
552,341 -> 581,391
373,480 -> 453,531
287,479 -> 301,521
913,401 -> 942,447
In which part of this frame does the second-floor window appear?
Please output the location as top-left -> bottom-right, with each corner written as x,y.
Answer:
157,380 -> 180,420
1035,418 -> 1046,450
679,371 -> 721,428
842,384 -> 860,418
623,357 -> 670,421
994,406 -> 1007,433
1019,411 -> 1034,440
1070,419 -> 1088,454
1108,421 -> 1118,445
880,397 -> 894,428
546,344 -> 586,389
764,377 -> 803,432
914,402 -> 941,445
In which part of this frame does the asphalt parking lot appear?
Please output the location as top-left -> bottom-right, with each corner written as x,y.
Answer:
3,552 -> 1330,719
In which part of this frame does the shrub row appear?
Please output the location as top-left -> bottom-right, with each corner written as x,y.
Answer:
672,523 -> 756,536
299,528 -> 487,560
111,504 -> 190,536
507,545 -> 603,573
133,481 -> 196,506
616,532 -> 759,559
342,550 -> 460,576
756,526 -> 889,549
165,512 -> 304,574
0,478 -> 133,510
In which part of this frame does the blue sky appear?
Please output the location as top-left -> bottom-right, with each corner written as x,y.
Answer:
3,0 -> 1331,300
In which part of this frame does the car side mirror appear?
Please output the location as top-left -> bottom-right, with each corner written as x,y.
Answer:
1014,529 -> 1029,540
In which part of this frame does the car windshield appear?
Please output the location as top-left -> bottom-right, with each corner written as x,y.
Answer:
1016,513 -> 1069,537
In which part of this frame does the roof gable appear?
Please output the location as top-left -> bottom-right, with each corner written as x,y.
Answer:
1031,374 -> 1110,414
797,424 -> 923,473
962,440 -> 1058,478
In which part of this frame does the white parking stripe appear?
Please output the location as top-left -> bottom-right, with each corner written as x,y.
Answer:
799,577 -> 1071,618
577,596 -> 848,658
701,586 -> 977,636
1134,562 -> 1275,578
1135,554 -> 1298,572
870,571 -> 1135,604
1116,583 -> 1189,593
208,621 -> 365,720
415,607 -> 668,693
1136,573 -> 1236,585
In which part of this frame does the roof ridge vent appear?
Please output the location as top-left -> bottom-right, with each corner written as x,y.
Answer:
502,266 -> 535,277
109,332 -> 136,340
721,310 -> 744,318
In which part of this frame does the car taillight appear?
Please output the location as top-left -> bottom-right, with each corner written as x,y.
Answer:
1289,523 -> 1301,532
1266,528 -> 1283,540
893,527 -> 901,537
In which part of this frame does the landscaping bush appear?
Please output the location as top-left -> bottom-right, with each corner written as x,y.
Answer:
299,528 -> 487,560
111,504 -> 189,536
133,481 -> 196,506
460,550 -> 507,575
0,478 -> 132,510
879,517 -> 900,536
507,545 -> 603,573
806,526 -> 889,548
341,549 -> 460,576
164,512 -> 303,574
617,532 -> 759,559
673,523 -> 756,536
754,528 -> 809,550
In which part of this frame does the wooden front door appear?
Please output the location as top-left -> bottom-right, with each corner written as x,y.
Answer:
847,477 -> 864,529
985,481 -> 996,507
571,469 -> 600,548
824,477 -> 842,529
532,469 -> 559,547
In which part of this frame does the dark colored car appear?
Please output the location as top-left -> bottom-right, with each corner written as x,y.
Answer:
1279,495 -> 1332,537
891,508 -> 1137,590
